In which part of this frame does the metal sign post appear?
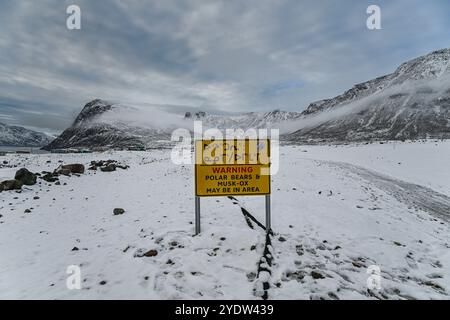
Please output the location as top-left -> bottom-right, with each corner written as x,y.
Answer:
265,194 -> 271,233
195,196 -> 201,235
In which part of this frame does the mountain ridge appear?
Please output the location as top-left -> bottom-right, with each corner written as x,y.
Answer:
0,122 -> 54,147
287,48 -> 450,142
44,48 -> 450,149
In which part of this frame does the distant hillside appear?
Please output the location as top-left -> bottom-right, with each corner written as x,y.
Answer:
43,99 -> 302,150
44,48 -> 450,149
0,122 -> 53,147
286,49 -> 450,142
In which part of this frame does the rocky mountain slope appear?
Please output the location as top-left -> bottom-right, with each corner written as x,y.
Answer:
44,100 -> 302,150
45,49 -> 450,149
43,99 -> 172,150
287,49 -> 450,142
0,122 -> 53,147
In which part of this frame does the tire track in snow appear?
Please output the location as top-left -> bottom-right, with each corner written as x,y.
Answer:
227,196 -> 275,300
323,160 -> 450,223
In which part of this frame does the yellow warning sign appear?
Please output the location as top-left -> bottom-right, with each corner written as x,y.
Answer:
195,139 -> 271,197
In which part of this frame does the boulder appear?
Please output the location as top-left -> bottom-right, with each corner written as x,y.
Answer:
41,173 -> 59,183
144,249 -> 158,257
1,179 -> 23,191
60,164 -> 85,174
311,270 -> 325,280
14,168 -> 37,186
113,208 -> 125,215
100,164 -> 116,172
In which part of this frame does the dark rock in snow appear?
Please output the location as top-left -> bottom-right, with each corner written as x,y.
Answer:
41,173 -> 59,183
1,179 -> 23,191
113,208 -> 125,215
60,164 -> 85,174
14,168 -> 37,185
311,270 -> 325,280
100,164 -> 116,172
144,249 -> 158,257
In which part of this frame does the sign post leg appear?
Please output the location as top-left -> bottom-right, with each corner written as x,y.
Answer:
265,195 -> 271,233
195,196 -> 201,235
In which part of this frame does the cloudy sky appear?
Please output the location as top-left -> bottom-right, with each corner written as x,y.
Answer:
0,0 -> 449,133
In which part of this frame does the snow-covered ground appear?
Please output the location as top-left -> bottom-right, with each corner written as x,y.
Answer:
0,141 -> 449,299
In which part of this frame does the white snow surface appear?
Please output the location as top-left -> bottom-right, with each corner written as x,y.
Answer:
0,141 -> 449,299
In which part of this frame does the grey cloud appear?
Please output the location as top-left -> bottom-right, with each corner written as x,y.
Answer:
0,0 -> 449,132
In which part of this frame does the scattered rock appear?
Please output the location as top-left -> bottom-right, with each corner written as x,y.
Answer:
71,247 -> 79,251
278,236 -> 287,242
352,261 -> 365,268
41,173 -> 59,183
285,270 -> 306,281
60,164 -> 85,174
311,270 -> 325,280
134,248 -> 158,258
14,168 -> 37,185
24,209 -> 32,213
1,179 -> 23,191
100,164 -> 116,172
99,280 -> 107,285
113,208 -> 125,215
143,249 -> 158,257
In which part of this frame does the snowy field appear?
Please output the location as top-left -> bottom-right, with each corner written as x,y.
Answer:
1,141 -> 450,300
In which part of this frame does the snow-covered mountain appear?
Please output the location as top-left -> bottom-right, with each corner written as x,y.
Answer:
43,99 -> 172,150
44,99 -> 302,150
45,49 -> 450,149
286,49 -> 450,142
0,122 -> 53,147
